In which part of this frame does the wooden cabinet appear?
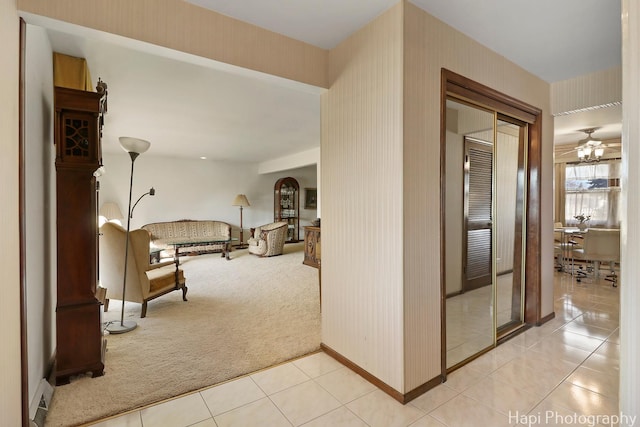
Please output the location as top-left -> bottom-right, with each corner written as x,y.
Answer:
274,177 -> 300,243
54,83 -> 107,384
303,226 -> 321,268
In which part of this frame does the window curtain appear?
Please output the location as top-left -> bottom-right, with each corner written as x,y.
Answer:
53,52 -> 93,91
554,162 -> 566,225
564,160 -> 621,228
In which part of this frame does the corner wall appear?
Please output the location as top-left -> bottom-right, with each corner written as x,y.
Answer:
321,3 -> 405,391
24,23 -> 56,413
620,0 -> 640,418
402,2 -> 554,391
551,66 -> 621,115
320,1 -> 554,396
0,0 -> 24,424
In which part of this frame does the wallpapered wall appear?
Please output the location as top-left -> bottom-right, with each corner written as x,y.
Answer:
98,152 -> 318,237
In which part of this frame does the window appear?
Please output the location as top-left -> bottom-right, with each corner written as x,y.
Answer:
564,160 -> 621,227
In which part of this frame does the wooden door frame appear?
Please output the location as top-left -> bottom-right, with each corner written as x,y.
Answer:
440,69 -> 542,377
496,115 -> 528,336
19,17 -> 30,426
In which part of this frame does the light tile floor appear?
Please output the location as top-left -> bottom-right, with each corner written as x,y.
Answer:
87,271 -> 620,427
446,272 -> 516,367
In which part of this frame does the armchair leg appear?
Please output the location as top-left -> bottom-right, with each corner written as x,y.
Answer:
174,266 -> 188,301
104,298 -> 110,312
141,301 -> 148,318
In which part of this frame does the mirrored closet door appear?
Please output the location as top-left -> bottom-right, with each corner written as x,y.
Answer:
443,98 -> 528,370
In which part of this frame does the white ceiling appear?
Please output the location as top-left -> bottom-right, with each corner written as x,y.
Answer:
45,28 -> 322,162
188,0 -> 621,83
40,0 -> 622,161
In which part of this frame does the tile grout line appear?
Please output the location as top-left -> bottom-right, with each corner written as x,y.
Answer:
523,308 -> 619,418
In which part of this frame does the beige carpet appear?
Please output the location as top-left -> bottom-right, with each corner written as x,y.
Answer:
45,243 -> 321,427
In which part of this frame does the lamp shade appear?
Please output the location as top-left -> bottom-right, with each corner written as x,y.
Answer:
232,194 -> 250,207
99,202 -> 124,221
119,136 -> 151,154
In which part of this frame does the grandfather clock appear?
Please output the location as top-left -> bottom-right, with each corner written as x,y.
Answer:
54,81 -> 107,384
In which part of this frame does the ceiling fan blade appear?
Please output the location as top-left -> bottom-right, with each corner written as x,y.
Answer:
555,145 -> 578,153
555,150 -> 578,157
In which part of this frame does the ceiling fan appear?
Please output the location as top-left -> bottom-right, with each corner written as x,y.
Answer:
577,127 -> 602,145
555,128 -> 621,162
576,128 -> 604,161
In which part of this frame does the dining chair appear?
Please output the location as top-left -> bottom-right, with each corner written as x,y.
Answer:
572,228 -> 620,286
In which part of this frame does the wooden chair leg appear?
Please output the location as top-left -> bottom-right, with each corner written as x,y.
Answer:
141,301 -> 148,318
182,285 -> 188,301
104,298 -> 110,312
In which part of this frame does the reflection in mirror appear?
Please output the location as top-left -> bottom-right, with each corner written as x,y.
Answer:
495,119 -> 526,335
444,99 -> 528,370
444,98 -> 495,368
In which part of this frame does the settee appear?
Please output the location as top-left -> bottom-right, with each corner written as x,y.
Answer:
99,222 -> 187,318
247,221 -> 288,257
142,220 -> 232,258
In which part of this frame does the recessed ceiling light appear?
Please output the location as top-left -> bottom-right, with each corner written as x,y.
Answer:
200,156 -> 207,160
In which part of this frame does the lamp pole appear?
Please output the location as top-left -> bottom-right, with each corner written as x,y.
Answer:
232,194 -> 250,249
239,205 -> 245,249
107,152 -> 139,333
131,187 -> 155,218
106,137 -> 151,334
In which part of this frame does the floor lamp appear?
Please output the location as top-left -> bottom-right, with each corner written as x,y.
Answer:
232,194 -> 250,249
131,187 -> 156,218
106,136 -> 151,334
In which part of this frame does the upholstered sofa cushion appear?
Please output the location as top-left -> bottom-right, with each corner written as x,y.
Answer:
142,220 -> 232,256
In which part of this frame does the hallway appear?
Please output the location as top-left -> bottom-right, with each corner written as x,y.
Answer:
86,271 -> 620,427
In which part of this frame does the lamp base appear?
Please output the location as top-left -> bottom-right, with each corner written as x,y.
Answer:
106,320 -> 138,334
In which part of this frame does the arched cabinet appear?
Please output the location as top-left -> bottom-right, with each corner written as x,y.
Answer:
274,177 -> 300,243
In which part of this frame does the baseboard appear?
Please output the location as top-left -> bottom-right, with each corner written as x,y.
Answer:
497,323 -> 531,345
403,375 -> 445,403
320,343 -> 443,404
537,311 -> 556,326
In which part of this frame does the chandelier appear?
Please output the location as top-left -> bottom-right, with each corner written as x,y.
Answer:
576,128 -> 604,162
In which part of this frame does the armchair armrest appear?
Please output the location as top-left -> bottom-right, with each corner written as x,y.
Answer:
260,229 -> 272,240
146,259 -> 177,271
